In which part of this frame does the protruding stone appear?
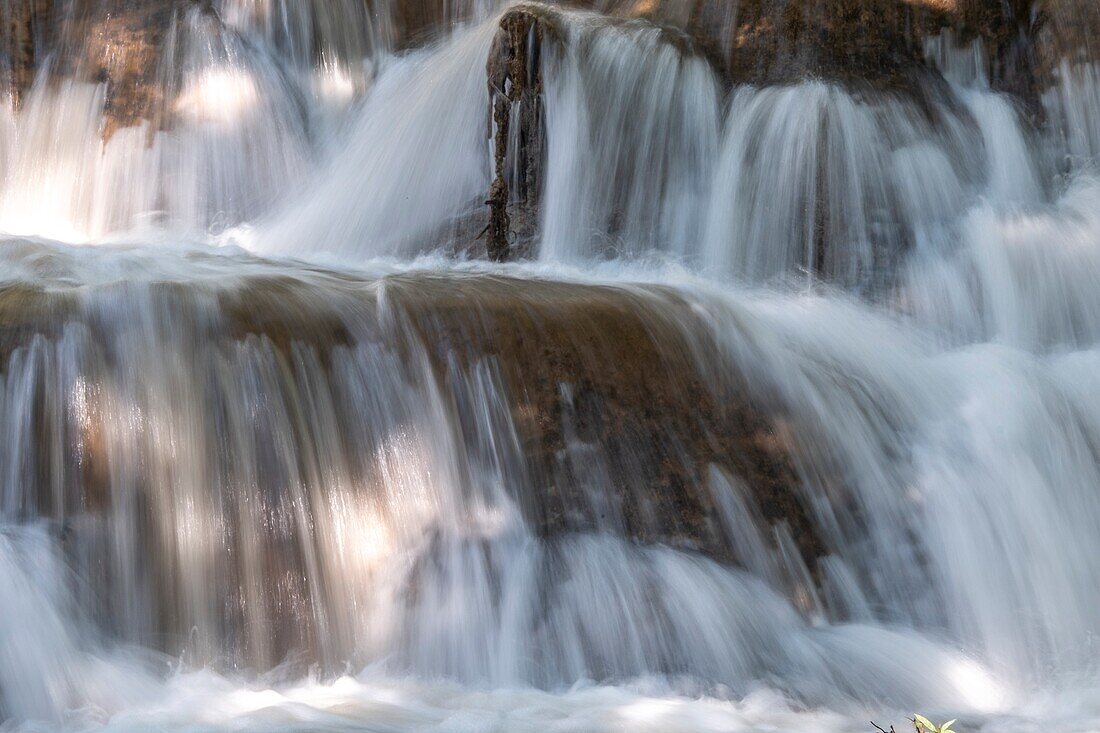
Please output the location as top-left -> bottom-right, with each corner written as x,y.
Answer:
485,5 -> 555,262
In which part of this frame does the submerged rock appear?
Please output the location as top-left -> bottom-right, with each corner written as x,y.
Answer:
381,274 -> 821,566
0,260 -> 826,665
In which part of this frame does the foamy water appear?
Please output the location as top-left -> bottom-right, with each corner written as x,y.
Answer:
4,2 -> 1100,732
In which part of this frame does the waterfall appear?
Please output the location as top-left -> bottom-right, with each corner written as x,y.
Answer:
0,5 -> 312,240
537,11 -> 722,261
4,1 -> 1100,732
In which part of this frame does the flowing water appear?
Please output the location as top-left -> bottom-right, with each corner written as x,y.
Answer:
3,1 -> 1100,732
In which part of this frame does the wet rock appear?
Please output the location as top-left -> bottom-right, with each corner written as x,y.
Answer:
723,0 -> 932,92
380,274 -> 825,571
906,1 -> 1100,125
0,283 -> 75,364
55,0 -> 208,139
571,0 -> 947,97
582,0 -> 1075,117
1,0 -> 55,107
924,0 -> 1046,119
0,259 -> 838,667
4,0 -> 223,137
0,269 -> 825,576
1033,0 -> 1100,79
390,0 -> 454,50
482,4 -> 720,261
485,5 -> 557,261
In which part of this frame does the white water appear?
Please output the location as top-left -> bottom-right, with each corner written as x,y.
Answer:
4,3 -> 1100,733
0,7 -> 312,241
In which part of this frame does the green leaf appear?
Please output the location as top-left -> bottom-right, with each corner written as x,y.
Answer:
941,720 -> 957,733
913,714 -> 937,733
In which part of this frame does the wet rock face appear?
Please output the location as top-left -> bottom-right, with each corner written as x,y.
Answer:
224,272 -> 827,573
8,0 -> 1089,146
483,4 -> 723,263
722,0 -> 932,91
573,0 -> 941,92
0,264 -> 827,665
940,0 -> 1043,117
391,0 -> 453,50
1,0 -> 55,106
485,5 -> 553,261
0,267 -> 822,572
1034,0 -> 1100,77
915,0 -> 1100,121
55,0 -> 203,138
3,0 -> 219,135
374,275 -> 824,571
580,0 -> 1093,113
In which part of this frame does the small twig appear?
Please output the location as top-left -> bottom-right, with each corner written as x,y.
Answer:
870,723 -> 896,733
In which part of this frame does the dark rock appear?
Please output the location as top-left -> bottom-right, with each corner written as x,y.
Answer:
1,0 -> 55,107
485,5 -> 556,261
3,0 -> 220,137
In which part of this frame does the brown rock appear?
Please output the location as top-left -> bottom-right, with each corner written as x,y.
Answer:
56,0 -> 202,139
1,0 -> 55,107
1,268 -> 825,574
375,273 -> 825,570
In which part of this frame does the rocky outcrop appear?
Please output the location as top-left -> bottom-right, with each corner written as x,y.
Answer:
485,5 -> 556,261
573,0 -> 941,93
10,0 -> 1088,152
581,0 -> 1097,117
913,1 -> 1100,122
4,0 -> 224,137
0,246 -> 842,670
483,4 -> 722,261
723,0 -> 935,92
1,0 -> 55,106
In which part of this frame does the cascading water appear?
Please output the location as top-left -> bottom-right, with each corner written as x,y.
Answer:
0,3 -> 314,240
4,1 -> 1100,732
